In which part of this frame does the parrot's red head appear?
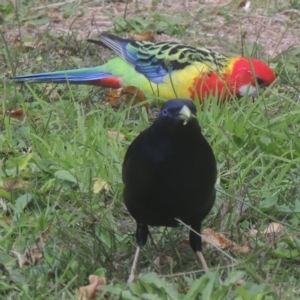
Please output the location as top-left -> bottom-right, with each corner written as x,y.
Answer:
191,57 -> 276,102
229,57 -> 276,97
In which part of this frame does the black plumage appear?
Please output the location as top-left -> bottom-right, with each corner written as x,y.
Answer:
122,99 -> 217,283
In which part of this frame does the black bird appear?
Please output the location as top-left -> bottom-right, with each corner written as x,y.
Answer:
122,99 -> 217,283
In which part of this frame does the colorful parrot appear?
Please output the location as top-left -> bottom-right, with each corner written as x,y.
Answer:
13,33 -> 276,102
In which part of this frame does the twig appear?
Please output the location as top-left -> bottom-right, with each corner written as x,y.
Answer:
33,0 -> 78,10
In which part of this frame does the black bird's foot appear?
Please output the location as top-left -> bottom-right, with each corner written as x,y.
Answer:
127,246 -> 141,285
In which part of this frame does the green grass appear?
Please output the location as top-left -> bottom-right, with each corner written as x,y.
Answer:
1,0 -> 300,299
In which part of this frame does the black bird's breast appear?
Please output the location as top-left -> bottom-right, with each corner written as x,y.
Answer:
122,121 -> 217,228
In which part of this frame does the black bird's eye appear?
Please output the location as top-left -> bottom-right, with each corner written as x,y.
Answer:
256,78 -> 265,86
162,109 -> 168,116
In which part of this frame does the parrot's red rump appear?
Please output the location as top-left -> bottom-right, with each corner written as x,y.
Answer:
88,77 -> 121,88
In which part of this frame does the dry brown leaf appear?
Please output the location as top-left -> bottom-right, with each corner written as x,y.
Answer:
24,22 -> 36,29
106,88 -> 122,107
0,214 -> 11,225
78,275 -> 106,300
238,0 -> 247,8
23,42 -> 35,50
107,130 -> 126,141
202,228 -> 250,254
121,86 -> 147,101
129,30 -> 155,42
46,8 -> 64,22
11,250 -> 29,267
250,223 -> 284,236
13,37 -> 22,48
36,222 -> 53,249
0,109 -> 25,120
0,108 -> 41,123
106,86 -> 149,109
15,223 -> 54,266
181,237 -> 190,246
26,246 -> 43,265
153,254 -> 173,268
11,38 -> 36,51
10,109 -> 26,120
263,222 -> 284,235
249,229 -> 258,235
2,179 -> 29,191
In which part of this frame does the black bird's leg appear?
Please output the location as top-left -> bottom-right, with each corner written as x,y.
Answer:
136,223 -> 149,247
189,223 -> 209,273
197,251 -> 209,273
127,224 -> 149,284
127,246 -> 141,284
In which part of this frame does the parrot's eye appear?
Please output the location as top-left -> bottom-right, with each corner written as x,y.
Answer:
162,109 -> 168,116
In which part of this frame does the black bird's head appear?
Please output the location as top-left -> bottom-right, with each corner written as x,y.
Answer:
153,99 -> 198,134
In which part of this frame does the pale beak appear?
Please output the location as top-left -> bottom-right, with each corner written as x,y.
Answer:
178,105 -> 192,125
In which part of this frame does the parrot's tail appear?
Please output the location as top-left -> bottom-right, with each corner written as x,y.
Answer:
13,67 -> 122,88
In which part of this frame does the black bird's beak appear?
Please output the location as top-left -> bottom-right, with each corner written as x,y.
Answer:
178,105 -> 192,125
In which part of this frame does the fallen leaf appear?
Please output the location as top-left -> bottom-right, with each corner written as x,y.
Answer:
46,8 -> 63,22
13,37 -> 22,48
93,178 -> 110,194
36,222 -> 53,249
235,279 -> 246,285
0,213 -> 11,225
78,275 -> 106,300
24,22 -> 36,29
0,109 -> 25,120
106,86 -> 149,109
2,179 -> 29,190
122,86 -> 147,104
107,130 -> 126,141
129,30 -> 155,42
239,0 -> 251,10
10,109 -> 26,120
181,238 -> 190,246
250,223 -> 284,236
23,42 -> 35,50
249,229 -> 258,235
27,223 -> 53,265
106,88 -> 122,107
263,222 -> 284,235
238,0 -> 247,7
26,246 -> 43,265
11,250 -> 29,267
153,254 -> 173,268
0,108 -> 41,123
12,223 -> 54,266
201,228 -> 250,254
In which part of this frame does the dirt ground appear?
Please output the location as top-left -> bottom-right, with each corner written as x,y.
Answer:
3,0 -> 300,59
